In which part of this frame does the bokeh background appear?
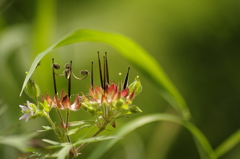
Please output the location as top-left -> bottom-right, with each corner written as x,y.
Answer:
1,0 -> 240,158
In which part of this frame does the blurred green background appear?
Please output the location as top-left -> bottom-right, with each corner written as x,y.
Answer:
1,0 -> 240,158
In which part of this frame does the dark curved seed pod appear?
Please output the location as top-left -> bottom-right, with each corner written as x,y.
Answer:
53,63 -> 60,69
80,70 -> 89,76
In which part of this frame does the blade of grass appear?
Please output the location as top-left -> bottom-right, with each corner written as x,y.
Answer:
20,29 -> 190,119
215,129 -> 240,158
0,133 -> 36,152
87,113 -> 216,159
74,136 -> 121,146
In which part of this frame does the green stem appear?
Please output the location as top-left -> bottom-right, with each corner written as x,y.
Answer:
55,108 -> 64,126
65,109 -> 78,157
43,112 -> 56,129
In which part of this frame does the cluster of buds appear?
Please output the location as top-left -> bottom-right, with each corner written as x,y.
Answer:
20,52 -> 142,130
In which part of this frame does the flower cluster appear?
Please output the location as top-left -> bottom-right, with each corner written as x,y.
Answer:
43,90 -> 83,111
20,53 -> 142,124
19,52 -> 142,158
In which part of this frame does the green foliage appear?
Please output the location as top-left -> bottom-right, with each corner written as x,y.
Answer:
215,129 -> 240,158
0,133 -> 36,152
87,113 -> 217,159
18,28 -> 240,159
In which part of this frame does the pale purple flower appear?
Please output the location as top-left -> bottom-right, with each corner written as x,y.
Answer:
19,101 -> 34,122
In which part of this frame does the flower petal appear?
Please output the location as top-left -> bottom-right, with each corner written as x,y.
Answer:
19,105 -> 29,111
121,88 -> 129,98
19,113 -> 30,122
69,95 -> 82,111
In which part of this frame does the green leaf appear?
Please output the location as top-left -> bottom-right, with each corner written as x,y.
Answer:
68,120 -> 95,127
74,135 -> 121,146
37,126 -> 53,132
19,29 -> 190,119
56,144 -> 73,159
42,139 -> 60,145
24,152 -> 42,159
67,125 -> 91,136
87,113 -> 216,159
0,133 -> 36,152
215,129 -> 240,158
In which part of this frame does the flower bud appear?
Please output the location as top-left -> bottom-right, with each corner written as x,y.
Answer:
87,107 -> 97,116
82,102 -> 97,115
24,79 -> 41,99
129,105 -> 142,113
129,76 -> 142,97
113,99 -> 124,109
120,108 -> 131,115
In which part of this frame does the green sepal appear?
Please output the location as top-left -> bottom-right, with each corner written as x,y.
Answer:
82,102 -> 98,116
25,103 -> 38,113
31,110 -> 44,119
113,99 -> 124,109
120,108 -> 131,115
43,100 -> 51,112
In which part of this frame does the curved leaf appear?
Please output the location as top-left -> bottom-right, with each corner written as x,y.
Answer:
20,29 -> 190,119
74,135 -> 121,146
87,113 -> 216,159
215,129 -> 240,158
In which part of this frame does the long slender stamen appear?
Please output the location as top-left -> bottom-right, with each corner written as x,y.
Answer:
123,67 -> 130,89
67,61 -> 72,97
117,72 -> 122,99
118,73 -> 122,92
98,52 -> 104,89
91,62 -> 94,89
103,56 -> 106,91
52,58 -> 58,95
72,70 -> 88,80
105,52 -> 109,84
52,58 -> 65,130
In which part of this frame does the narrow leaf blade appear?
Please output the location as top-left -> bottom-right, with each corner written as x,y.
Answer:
74,135 -> 121,146
42,139 -> 60,145
215,129 -> 240,158
87,113 -> 216,159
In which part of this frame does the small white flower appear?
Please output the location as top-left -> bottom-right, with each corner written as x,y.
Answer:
19,101 -> 34,122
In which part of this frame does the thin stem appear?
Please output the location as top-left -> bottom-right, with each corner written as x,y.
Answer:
91,62 -> 94,89
43,112 -> 56,129
65,108 -> 78,158
55,105 -> 64,126
65,108 -> 70,129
